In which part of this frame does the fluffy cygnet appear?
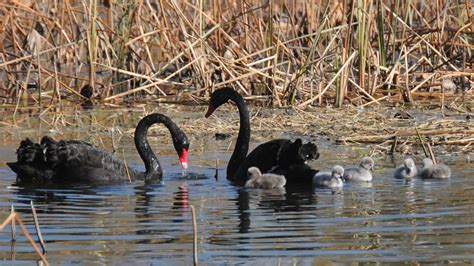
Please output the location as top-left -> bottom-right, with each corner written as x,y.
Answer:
419,158 -> 451,179
343,157 -> 374,182
393,158 -> 418,179
245,167 -> 287,189
313,165 -> 344,188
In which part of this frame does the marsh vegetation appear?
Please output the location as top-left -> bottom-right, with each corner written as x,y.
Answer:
0,0 -> 472,108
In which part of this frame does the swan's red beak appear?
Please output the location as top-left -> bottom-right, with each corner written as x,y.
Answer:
205,105 -> 215,118
179,149 -> 189,169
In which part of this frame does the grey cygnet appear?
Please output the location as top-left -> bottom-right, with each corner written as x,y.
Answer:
419,158 -> 451,179
393,158 -> 418,179
343,157 -> 374,182
313,165 -> 344,188
245,167 -> 287,189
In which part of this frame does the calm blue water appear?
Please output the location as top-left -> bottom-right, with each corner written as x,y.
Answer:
0,109 -> 473,264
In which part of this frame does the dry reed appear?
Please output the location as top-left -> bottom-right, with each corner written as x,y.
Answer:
1,102 -> 472,156
191,204 -> 198,266
30,201 -> 47,254
0,0 -> 471,109
0,205 -> 49,265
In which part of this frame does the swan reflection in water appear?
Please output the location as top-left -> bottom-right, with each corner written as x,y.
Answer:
234,183 -> 317,234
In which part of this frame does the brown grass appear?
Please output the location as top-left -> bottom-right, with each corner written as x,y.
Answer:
0,0 -> 471,109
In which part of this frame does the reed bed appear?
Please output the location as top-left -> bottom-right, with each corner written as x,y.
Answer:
1,104 -> 472,157
0,0 -> 472,108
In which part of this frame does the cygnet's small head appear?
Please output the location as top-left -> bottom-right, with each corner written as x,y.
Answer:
247,167 -> 262,179
360,157 -> 375,171
422,158 -> 434,168
404,158 -> 416,168
332,165 -> 345,179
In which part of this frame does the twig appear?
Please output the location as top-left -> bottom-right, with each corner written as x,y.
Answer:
214,158 -> 218,181
110,127 -> 116,154
10,204 -> 16,241
0,213 -> 49,265
191,205 -> 198,266
122,149 -> 132,183
389,135 -> 398,155
0,213 -> 17,231
15,214 -> 49,265
30,201 -> 47,254
415,127 -> 429,157
426,142 -> 437,164
298,52 -> 357,107
0,40 -> 82,68
35,43 -> 42,106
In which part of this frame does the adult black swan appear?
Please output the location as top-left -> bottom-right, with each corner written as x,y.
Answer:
7,113 -> 189,183
205,87 -> 319,186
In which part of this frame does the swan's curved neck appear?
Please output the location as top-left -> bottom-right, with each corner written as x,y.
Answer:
227,93 -> 250,179
134,114 -> 180,180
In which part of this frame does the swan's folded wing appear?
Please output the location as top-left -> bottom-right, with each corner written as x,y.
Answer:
277,139 -> 302,167
55,141 -> 129,179
7,138 -> 57,180
234,139 -> 288,180
7,162 -> 55,180
16,138 -> 46,164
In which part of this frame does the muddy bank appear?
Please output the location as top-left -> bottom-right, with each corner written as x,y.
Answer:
0,104 -> 472,159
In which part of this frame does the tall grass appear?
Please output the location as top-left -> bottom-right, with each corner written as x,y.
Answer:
0,0 -> 471,108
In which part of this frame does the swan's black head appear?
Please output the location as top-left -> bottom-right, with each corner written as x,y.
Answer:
172,132 -> 190,169
40,136 -> 57,145
300,142 -> 319,161
205,87 -> 240,118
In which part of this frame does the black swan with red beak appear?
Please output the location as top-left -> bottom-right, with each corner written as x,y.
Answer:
7,113 -> 189,183
205,87 -> 319,186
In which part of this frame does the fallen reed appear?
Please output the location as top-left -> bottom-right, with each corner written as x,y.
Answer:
191,204 -> 198,266
1,103 -> 471,159
0,0 -> 471,108
0,203 -> 49,265
30,201 -> 47,255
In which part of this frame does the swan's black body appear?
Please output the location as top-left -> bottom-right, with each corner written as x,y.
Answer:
7,113 -> 189,183
205,87 -> 319,186
272,163 -> 319,186
233,138 -> 319,182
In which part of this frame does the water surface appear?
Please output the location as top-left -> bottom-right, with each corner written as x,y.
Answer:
0,107 -> 473,264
